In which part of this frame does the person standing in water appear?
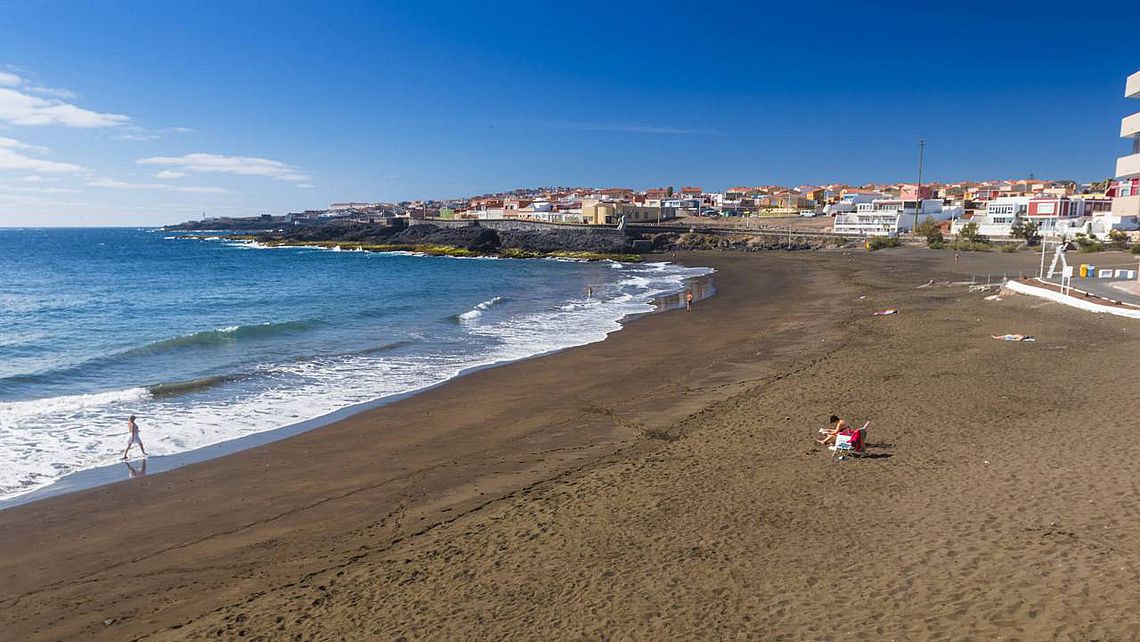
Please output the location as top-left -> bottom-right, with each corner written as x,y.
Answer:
122,415 -> 147,460
586,286 -> 593,299
685,290 -> 694,311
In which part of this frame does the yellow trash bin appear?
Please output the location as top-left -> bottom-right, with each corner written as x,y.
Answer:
1079,264 -> 1088,278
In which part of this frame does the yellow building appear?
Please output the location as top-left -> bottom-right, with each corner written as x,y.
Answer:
581,200 -> 618,225
616,204 -> 677,223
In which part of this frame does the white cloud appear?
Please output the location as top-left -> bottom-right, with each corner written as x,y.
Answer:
0,72 -> 129,128
0,183 -> 79,194
137,152 -> 310,182
155,170 -> 186,179
0,136 -> 50,153
86,177 -> 226,193
296,183 -> 315,189
18,175 -> 57,183
514,119 -> 718,135
115,131 -> 161,141
114,124 -> 194,141
0,147 -> 88,173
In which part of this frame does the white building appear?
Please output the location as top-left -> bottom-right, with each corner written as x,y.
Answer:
662,197 -> 700,211
952,197 -> 1029,237
328,202 -> 377,211
833,198 -> 951,236
824,192 -> 881,216
1109,69 -> 1140,228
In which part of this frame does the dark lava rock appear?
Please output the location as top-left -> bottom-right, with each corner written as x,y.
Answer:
498,228 -> 630,254
387,225 -> 501,253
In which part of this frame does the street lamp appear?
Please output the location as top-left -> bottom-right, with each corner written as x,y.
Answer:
912,138 -> 926,233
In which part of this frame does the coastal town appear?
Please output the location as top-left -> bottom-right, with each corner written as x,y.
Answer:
185,72 -> 1140,248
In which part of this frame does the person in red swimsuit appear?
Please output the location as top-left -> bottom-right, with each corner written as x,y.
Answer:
817,415 -> 850,446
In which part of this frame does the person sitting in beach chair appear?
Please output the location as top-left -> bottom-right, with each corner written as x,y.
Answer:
816,415 -> 849,446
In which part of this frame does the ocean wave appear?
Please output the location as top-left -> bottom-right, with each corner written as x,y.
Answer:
357,339 -> 417,355
453,296 -> 505,322
0,386 -> 149,425
147,374 -> 248,398
620,275 -> 654,290
123,320 -> 323,357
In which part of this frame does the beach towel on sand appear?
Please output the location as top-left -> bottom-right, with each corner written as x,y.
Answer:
873,309 -> 898,316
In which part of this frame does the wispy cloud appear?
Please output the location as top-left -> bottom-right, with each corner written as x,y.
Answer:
0,136 -> 88,173
137,152 -> 310,182
512,119 -> 718,135
86,177 -> 227,193
0,135 -> 49,154
154,169 -> 186,179
0,71 -> 129,128
113,124 -> 195,142
0,183 -> 79,194
115,131 -> 161,142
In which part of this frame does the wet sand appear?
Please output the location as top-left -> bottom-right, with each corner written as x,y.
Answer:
3,248 -> 1139,640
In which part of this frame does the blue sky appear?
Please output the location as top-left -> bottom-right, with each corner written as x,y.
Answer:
0,0 -> 1137,226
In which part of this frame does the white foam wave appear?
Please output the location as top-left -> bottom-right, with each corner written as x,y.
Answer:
457,296 -> 505,321
0,387 -> 150,426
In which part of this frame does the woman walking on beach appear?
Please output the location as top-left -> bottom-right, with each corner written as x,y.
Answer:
685,290 -> 694,311
122,415 -> 147,460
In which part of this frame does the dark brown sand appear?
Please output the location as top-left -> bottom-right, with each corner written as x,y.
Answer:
3,248 -> 1139,641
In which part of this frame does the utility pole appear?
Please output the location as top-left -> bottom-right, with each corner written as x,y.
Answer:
912,139 -> 926,233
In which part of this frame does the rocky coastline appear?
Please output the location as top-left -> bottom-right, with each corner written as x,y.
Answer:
212,221 -> 642,261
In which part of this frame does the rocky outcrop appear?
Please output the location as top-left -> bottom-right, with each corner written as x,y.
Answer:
250,222 -> 634,256
498,227 -> 630,254
644,231 -> 841,252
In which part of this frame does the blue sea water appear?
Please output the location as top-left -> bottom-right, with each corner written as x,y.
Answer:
0,228 -> 711,501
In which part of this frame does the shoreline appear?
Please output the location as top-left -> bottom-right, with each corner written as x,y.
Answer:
0,261 -> 715,510
9,248 -> 1139,640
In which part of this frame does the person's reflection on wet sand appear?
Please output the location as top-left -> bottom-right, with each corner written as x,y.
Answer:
125,458 -> 147,479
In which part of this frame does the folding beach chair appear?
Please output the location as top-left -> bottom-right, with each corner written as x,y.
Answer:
830,433 -> 854,460
829,421 -> 869,461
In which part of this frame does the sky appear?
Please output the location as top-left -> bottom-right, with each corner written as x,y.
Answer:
0,0 -> 1138,226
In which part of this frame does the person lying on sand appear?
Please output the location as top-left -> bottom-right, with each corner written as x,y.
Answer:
991,334 -> 1035,342
817,415 -> 849,446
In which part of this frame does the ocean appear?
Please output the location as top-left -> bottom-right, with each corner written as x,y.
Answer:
0,228 -> 712,503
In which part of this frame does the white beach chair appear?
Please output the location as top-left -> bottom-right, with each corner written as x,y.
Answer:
829,433 -> 854,460
828,421 -> 869,461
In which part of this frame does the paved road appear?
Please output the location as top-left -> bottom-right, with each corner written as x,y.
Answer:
1043,274 -> 1140,306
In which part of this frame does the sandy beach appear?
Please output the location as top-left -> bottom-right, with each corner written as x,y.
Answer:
3,247 -> 1139,640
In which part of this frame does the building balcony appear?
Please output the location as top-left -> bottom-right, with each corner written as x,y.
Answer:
1122,111 -> 1140,139
1128,70 -> 1140,99
1111,195 -> 1140,217
1117,153 -> 1140,180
